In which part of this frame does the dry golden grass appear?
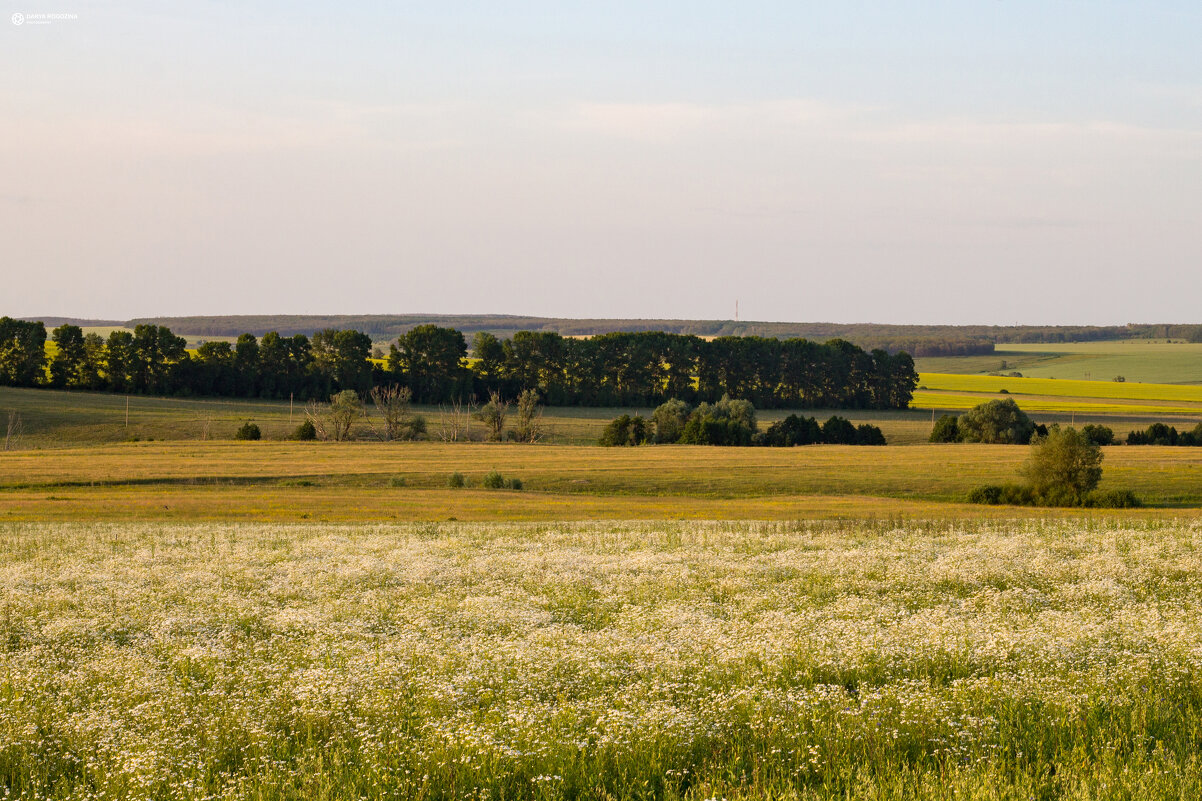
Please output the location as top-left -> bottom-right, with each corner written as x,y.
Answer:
3,441 -> 1200,522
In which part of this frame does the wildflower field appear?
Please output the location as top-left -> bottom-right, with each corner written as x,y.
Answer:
5,519 -> 1202,799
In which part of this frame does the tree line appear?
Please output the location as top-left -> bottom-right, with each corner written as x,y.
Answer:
1,317 -> 919,410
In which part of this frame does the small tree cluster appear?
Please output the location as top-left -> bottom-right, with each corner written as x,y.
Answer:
759,414 -> 885,446
600,398 -> 885,447
1126,422 -> 1202,446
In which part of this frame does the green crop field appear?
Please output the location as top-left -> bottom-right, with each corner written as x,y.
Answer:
6,518 -> 1202,799
915,339 -> 1202,384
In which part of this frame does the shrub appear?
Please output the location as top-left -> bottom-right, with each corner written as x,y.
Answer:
651,399 -> 691,444
447,472 -> 465,488
293,420 -> 317,441
481,470 -> 506,489
967,483 -> 1036,506
958,398 -> 1035,444
1083,488 -> 1141,508
599,415 -> 649,446
508,477 -> 523,491
234,422 -> 261,441
929,414 -> 960,443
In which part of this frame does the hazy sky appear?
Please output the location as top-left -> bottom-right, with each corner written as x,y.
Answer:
5,1 -> 1202,325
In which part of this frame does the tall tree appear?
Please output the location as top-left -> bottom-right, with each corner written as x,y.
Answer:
0,318 -> 47,387
49,324 -> 87,388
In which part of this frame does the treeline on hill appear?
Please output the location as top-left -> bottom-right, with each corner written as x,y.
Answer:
99,315 -> 1202,354
599,396 -> 887,447
0,318 -> 919,410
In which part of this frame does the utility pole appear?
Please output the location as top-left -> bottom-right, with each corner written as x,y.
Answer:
125,396 -> 129,427
290,392 -> 294,424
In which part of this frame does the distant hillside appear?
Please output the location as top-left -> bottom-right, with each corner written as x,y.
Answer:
22,317 -> 126,328
127,314 -> 1143,341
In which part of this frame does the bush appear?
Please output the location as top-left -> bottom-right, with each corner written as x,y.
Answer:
958,398 -> 1035,444
599,415 -> 649,446
508,477 -> 523,491
234,422 -> 261,441
855,423 -> 887,446
1083,488 -> 1141,508
651,399 -> 691,444
481,470 -> 506,489
967,483 -> 1036,506
293,420 -> 317,441
447,472 -> 465,488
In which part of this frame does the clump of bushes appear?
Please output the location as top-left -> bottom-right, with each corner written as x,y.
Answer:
481,470 -> 521,490
599,415 -> 650,446
234,422 -> 261,441
1126,422 -> 1202,446
447,472 -> 466,488
969,426 -> 1140,508
601,397 -> 886,447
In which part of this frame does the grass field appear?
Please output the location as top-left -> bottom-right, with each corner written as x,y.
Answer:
6,519 -> 1202,799
3,384 -> 1200,454
3,441 -> 1202,522
915,339 -> 1202,384
0,387 -> 943,447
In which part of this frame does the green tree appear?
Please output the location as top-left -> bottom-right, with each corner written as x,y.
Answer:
651,399 -> 691,443
929,414 -> 961,443
49,324 -> 87,388
390,325 -> 467,403
958,399 -> 1036,444
475,391 -> 508,442
0,318 -> 47,387
312,329 -> 373,394
1021,426 -> 1103,506
513,389 -> 543,443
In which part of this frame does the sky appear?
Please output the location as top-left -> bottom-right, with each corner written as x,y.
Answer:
4,1 -> 1202,325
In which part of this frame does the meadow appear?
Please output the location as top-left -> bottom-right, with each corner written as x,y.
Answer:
5,519 -> 1202,800
3,441 -> 1202,523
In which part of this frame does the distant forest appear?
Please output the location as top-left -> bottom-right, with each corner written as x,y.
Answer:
1,318 -> 918,410
28,315 -> 1202,358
